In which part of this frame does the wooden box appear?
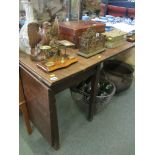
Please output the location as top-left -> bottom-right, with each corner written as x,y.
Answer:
102,29 -> 127,48
59,21 -> 105,48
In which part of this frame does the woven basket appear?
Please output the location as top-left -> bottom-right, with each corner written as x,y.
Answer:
101,60 -> 134,94
70,79 -> 116,113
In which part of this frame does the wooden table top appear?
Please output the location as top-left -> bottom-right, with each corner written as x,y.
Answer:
19,41 -> 134,87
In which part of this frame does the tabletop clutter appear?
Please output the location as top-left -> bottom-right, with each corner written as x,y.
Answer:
19,0 -> 135,150
20,16 -> 134,111
19,14 -> 135,150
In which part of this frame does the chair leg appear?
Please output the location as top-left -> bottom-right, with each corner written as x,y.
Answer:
20,102 -> 32,134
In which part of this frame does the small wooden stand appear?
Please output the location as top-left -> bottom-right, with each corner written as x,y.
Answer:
37,57 -> 78,73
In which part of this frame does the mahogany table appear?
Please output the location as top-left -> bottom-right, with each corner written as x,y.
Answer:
19,42 -> 134,150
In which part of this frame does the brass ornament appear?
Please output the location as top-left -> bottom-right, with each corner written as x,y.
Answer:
78,27 -> 105,57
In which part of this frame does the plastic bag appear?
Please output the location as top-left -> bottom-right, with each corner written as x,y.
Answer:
19,1 -> 37,54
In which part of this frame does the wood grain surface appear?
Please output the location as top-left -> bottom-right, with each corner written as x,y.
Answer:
59,21 -> 105,31
19,42 -> 134,88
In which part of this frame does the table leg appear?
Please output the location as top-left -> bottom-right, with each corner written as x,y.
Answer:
20,101 -> 32,134
88,64 -> 101,121
48,89 -> 60,150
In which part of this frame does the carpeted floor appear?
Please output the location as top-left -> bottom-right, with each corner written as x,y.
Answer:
19,82 -> 135,155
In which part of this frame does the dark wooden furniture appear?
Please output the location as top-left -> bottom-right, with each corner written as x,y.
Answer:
19,76 -> 32,134
127,8 -> 135,18
99,3 -> 135,18
59,21 -> 105,47
108,5 -> 126,17
19,42 -> 134,150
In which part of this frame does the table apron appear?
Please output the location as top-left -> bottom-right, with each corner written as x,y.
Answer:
52,66 -> 97,94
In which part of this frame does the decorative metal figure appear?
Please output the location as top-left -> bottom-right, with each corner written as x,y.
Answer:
78,27 -> 106,58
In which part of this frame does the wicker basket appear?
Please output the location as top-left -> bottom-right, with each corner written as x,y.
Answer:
101,60 -> 134,94
70,79 -> 116,113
